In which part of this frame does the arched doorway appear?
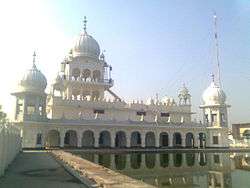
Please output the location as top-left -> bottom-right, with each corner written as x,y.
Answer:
46,130 -> 60,147
159,132 -> 169,147
115,131 -> 127,148
145,132 -> 155,148
64,130 -> 77,147
199,133 -> 206,148
131,131 -> 141,147
82,130 -> 95,148
99,131 -> 111,148
185,132 -> 195,148
173,132 -> 182,147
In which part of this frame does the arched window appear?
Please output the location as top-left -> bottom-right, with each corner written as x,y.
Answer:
82,69 -> 91,80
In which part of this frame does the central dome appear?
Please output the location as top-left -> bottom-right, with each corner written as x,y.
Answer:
202,81 -> 226,106
73,32 -> 100,58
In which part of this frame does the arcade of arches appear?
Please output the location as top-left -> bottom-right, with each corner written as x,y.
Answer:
43,129 -> 207,148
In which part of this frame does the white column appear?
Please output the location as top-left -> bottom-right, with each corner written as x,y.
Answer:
60,132 -> 65,148
169,133 -> 173,147
111,133 -> 115,148
126,133 -> 131,148
94,132 -> 100,148
182,133 -> 186,147
77,132 -> 82,148
155,133 -> 160,148
141,133 -> 146,148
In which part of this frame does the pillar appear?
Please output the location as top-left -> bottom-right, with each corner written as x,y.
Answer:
126,133 -> 131,148
169,133 -> 173,147
141,133 -> 146,148
60,132 -> 65,148
182,133 -> 186,147
155,133 -> 160,148
94,132 -> 100,148
111,132 -> 115,148
77,132 -> 82,148
195,134 -> 200,148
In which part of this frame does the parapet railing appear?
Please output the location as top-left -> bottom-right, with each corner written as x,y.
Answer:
0,123 -> 22,177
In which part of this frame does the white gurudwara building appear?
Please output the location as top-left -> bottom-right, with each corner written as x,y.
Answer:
11,18 -> 230,149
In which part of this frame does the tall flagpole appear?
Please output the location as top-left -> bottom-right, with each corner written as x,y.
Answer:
213,12 -> 222,88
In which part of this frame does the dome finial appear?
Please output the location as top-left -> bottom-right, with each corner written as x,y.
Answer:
32,51 -> 37,69
83,16 -> 87,33
211,73 -> 215,82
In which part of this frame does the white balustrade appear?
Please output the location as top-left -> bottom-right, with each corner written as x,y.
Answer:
0,124 -> 21,177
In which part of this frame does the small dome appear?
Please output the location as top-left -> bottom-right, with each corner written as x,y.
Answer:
73,32 -> 100,59
202,81 -> 226,105
19,64 -> 47,93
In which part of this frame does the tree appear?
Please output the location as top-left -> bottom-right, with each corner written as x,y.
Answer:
0,105 -> 7,124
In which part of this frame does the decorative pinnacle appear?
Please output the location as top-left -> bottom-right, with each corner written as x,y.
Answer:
211,74 -> 215,82
83,16 -> 87,33
32,51 -> 37,68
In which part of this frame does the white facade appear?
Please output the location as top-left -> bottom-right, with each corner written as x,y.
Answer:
12,19 -> 230,149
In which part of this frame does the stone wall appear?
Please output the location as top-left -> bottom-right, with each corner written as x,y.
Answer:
0,124 -> 22,177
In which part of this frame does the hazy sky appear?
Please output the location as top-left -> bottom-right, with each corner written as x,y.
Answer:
0,0 -> 249,123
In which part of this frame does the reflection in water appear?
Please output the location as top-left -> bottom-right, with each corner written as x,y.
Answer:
76,152 -> 250,188
98,154 -> 111,168
199,152 -> 207,166
146,153 -> 155,169
131,153 -> 141,169
186,153 -> 195,167
160,153 -> 169,167
115,154 -> 126,170
173,153 -> 182,167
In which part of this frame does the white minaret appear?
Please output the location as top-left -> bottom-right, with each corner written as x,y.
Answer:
200,74 -> 230,127
11,52 -> 47,121
199,14 -> 230,147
